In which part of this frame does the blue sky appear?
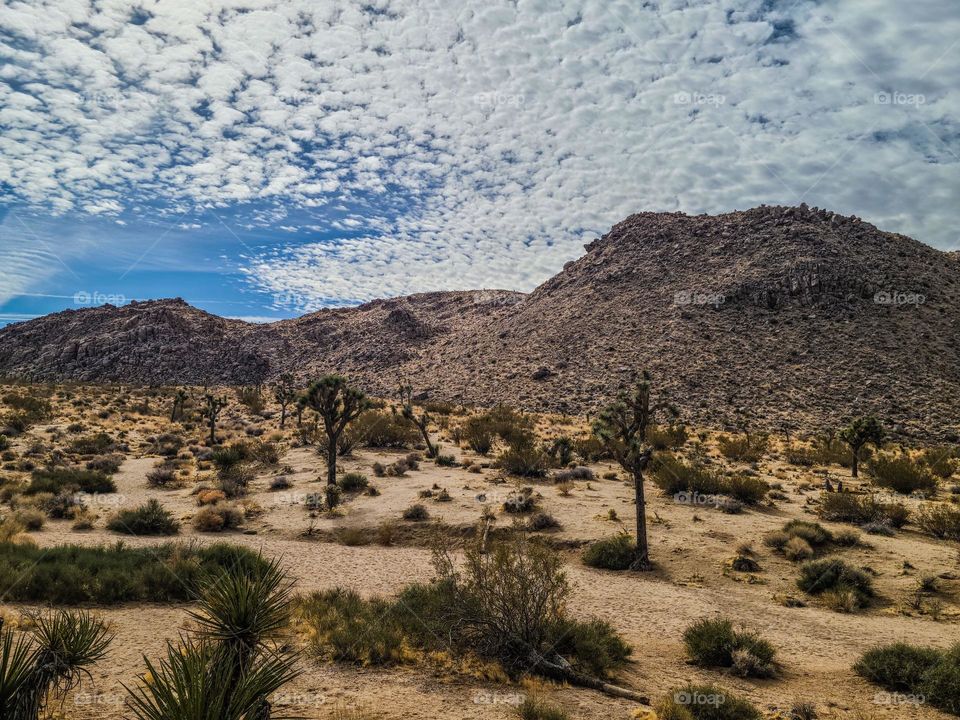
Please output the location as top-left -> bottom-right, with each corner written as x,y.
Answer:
1,0 -> 958,326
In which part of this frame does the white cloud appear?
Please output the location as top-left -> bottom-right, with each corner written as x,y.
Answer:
0,0 -> 958,308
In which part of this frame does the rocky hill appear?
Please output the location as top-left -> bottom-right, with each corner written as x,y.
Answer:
1,205 -> 957,438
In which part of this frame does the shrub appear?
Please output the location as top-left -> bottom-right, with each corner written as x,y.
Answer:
797,558 -> 874,607
651,456 -> 722,497
648,423 -> 688,450
784,444 -> 818,466
298,588 -> 405,665
15,508 -> 45,531
781,519 -> 833,547
107,499 -> 180,535
497,443 -> 548,478
0,435 -> 8,451
402,504 -> 429,521
193,504 -> 244,532
915,503 -> 960,540
197,489 -> 227,506
718,434 -> 768,462
26,467 -> 115,495
722,475 -> 769,504
818,492 -> 910,528
146,466 -> 178,488
553,466 -> 594,483
435,453 -> 457,467
353,410 -> 419,449
338,472 -> 368,492
528,512 -> 561,531
69,432 -> 115,455
783,536 -> 814,561
583,534 -> 636,570
86,453 -> 124,474
919,447 -> 957,479
270,476 -> 292,491
868,455 -> 938,495
503,488 -> 537,514
463,416 -> 496,454
856,643 -> 960,715
682,618 -> 776,678
516,696 -> 570,720
855,643 -> 942,691
655,684 -> 761,720
0,541 -> 268,603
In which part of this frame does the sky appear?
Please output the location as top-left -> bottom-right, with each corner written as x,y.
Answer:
0,0 -> 957,326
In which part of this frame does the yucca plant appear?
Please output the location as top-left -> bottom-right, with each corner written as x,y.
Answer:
126,557 -> 299,720
0,610 -> 112,720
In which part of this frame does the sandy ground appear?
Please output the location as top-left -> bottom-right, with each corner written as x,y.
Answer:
1,393 -> 958,719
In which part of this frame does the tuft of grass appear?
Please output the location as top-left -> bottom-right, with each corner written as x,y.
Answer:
655,683 -> 761,720
797,558 -> 874,608
401,504 -> 429,521
516,696 -> 569,720
582,533 -> 636,570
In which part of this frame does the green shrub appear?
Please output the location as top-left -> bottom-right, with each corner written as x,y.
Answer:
919,447 -> 958,479
496,443 -> 548,478
718,434 -> 768,462
915,503 -> 960,540
26,467 -> 116,495
784,444 -> 818,466
69,432 -> 115,455
354,410 -> 419,449
682,618 -> 776,678
583,534 -> 636,570
107,499 -> 180,535
797,558 -> 874,607
648,424 -> 688,450
855,643 -> 960,715
818,492 -> 910,528
781,519 -> 833,547
435,453 -> 457,467
868,455 -> 938,495
855,643 -> 943,691
402,504 -> 429,521
655,684 -> 761,720
722,475 -> 769,505
651,456 -> 723,497
516,696 -> 570,720
338,472 -> 368,492
298,587 -> 405,665
811,435 -> 854,467
0,541 -> 268,604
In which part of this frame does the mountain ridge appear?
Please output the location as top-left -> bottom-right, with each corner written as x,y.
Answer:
2,204 -> 957,438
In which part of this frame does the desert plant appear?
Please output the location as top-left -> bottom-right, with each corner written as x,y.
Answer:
855,643 -> 960,715
497,441 -> 549,478
592,372 -> 675,570
398,384 -> 438,458
868,454 -> 938,495
272,373 -> 298,428
722,474 -> 769,505
126,558 -> 299,720
193,505 -> 244,532
402,504 -> 429,521
170,388 -> 188,422
0,610 -> 111,719
682,618 -> 776,678
839,417 -> 885,478
338,472 -> 368,492
582,533 -> 637,571
718,433 -> 768,462
655,684 -> 761,720
915,503 -> 960,540
797,558 -> 874,607
304,376 -> 370,487
515,696 -> 570,720
818,492 -> 910,528
25,467 -> 115,496
201,393 -> 228,446
107,499 -> 180,536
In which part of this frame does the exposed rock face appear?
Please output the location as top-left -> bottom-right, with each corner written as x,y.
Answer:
1,206 -> 957,438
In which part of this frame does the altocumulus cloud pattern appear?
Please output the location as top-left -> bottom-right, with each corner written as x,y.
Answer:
0,0 -> 958,311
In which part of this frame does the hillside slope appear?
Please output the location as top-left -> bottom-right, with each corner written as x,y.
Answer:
1,205 -> 956,437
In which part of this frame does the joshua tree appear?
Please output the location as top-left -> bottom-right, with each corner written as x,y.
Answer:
170,388 -> 188,422
272,374 -> 298,429
0,610 -> 112,719
839,416 -> 885,478
126,559 -> 298,720
295,395 -> 306,428
593,372 -> 675,571
202,393 -> 228,446
304,375 -> 370,486
398,384 -> 438,458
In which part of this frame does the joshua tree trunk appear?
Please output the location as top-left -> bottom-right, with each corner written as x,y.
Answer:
326,434 -> 338,486
209,416 -> 216,446
279,404 -> 287,428
632,470 -> 651,571
851,449 -> 860,478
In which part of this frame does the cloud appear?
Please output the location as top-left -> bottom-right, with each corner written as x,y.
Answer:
0,0 -> 957,308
